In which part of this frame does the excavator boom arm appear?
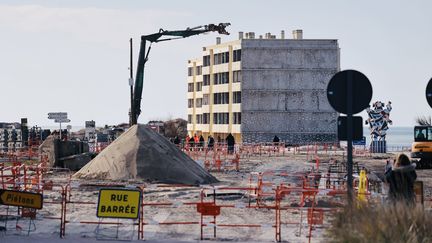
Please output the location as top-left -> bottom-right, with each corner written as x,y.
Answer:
131,23 -> 230,125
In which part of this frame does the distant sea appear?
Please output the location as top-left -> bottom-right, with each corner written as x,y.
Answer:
363,126 -> 412,148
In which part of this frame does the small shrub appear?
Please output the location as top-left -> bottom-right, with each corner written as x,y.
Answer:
327,201 -> 432,243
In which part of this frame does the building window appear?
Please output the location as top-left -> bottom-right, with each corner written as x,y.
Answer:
196,114 -> 203,124
214,53 -> 220,65
203,55 -> 210,67
188,83 -> 194,92
203,94 -> 209,105
233,70 -> 242,83
188,114 -> 192,123
213,112 -> 229,124
196,82 -> 202,91
203,113 -> 210,124
203,75 -> 210,86
196,98 -> 203,108
222,52 -> 229,63
214,72 -> 229,85
188,99 -> 194,108
233,49 -> 241,62
214,92 -> 229,104
196,66 -> 202,75
214,52 -> 229,65
233,91 -> 241,103
188,67 -> 193,76
233,112 -> 241,124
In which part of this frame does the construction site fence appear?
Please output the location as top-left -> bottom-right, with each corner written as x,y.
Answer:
0,176 -> 346,242
0,178 -> 428,242
184,147 -> 354,175
0,145 -> 42,162
180,142 -> 411,173
178,143 -> 411,156
0,162 -> 71,192
0,159 -> 358,242
180,142 -> 346,159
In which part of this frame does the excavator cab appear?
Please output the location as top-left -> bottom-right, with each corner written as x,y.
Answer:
411,125 -> 432,168
414,126 -> 431,141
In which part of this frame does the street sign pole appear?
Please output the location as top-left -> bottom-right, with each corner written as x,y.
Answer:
346,71 -> 354,203
327,70 -> 372,205
59,122 -> 62,140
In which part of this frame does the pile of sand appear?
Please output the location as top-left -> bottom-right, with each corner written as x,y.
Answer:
73,124 -> 218,185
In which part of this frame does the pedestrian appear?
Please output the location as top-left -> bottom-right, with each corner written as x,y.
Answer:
199,135 -> 205,150
208,135 -> 214,151
193,134 -> 199,149
226,133 -> 235,154
273,135 -> 280,144
272,135 -> 280,152
189,138 -> 195,150
185,134 -> 190,150
385,153 -> 417,203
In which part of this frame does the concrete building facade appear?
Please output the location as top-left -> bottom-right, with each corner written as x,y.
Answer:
187,30 -> 340,144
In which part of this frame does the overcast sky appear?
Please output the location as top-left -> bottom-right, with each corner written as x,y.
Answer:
1,0 -> 431,128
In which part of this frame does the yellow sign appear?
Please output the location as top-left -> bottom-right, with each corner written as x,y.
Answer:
97,188 -> 141,219
0,189 -> 43,209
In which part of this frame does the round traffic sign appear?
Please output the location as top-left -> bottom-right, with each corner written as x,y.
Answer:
327,70 -> 373,114
426,78 -> 432,108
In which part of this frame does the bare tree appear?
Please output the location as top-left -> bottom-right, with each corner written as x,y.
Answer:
164,118 -> 187,139
415,116 -> 432,126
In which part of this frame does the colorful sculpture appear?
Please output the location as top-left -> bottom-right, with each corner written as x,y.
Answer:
365,101 -> 392,141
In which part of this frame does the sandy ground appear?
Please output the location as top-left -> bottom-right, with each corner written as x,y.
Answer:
1,147 -> 427,242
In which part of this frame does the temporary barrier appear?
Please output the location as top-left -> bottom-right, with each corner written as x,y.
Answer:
0,176 -> 380,242
0,141 -> 393,242
203,153 -> 240,172
274,185 -> 346,242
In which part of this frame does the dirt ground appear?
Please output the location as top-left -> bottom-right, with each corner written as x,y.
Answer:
1,147 -> 428,243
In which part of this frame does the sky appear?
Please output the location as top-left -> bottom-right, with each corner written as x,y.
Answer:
1,0 -> 431,129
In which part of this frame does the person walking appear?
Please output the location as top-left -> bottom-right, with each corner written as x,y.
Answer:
207,135 -> 215,151
385,153 -> 417,203
226,133 -> 235,154
273,135 -> 280,144
199,135 -> 205,150
272,135 -> 280,152
185,134 -> 190,150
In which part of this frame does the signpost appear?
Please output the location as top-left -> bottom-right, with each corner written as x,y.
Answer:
353,136 -> 367,146
48,112 -> 67,119
54,119 -> 71,123
426,77 -> 432,108
97,188 -> 141,219
48,112 -> 70,139
0,189 -> 43,209
327,70 -> 372,202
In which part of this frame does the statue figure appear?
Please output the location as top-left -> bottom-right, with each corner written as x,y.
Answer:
365,101 -> 392,141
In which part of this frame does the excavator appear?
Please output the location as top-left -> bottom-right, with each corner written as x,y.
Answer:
414,79 -> 432,168
411,125 -> 432,169
130,23 -> 231,125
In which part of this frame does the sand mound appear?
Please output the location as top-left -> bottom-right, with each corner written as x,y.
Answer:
73,124 -> 218,185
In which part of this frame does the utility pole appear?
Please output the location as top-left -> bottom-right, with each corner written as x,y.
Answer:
129,38 -> 134,126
